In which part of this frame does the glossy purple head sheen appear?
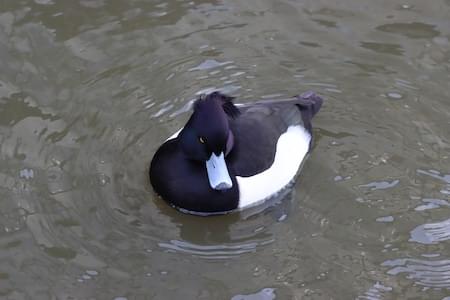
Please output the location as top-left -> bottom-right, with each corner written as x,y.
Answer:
179,92 -> 236,162
179,92 -> 239,191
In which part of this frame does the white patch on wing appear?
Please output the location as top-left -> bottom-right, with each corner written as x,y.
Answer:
166,128 -> 182,141
236,125 -> 311,209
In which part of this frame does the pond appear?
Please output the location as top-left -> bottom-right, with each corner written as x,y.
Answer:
0,0 -> 449,299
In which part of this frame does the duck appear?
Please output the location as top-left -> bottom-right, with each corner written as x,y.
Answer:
149,91 -> 323,215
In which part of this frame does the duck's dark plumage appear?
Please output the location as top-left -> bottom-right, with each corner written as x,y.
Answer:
149,91 -> 322,214
227,99 -> 311,176
150,138 -> 240,213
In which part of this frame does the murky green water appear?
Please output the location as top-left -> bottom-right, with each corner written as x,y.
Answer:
1,0 -> 450,299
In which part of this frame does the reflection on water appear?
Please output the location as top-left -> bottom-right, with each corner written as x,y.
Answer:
376,22 -> 440,39
383,257 -> 450,289
418,169 -> 450,184
1,0 -> 450,298
359,179 -> 400,191
231,288 -> 276,300
357,282 -> 393,300
360,42 -> 404,56
415,198 -> 450,211
410,219 -> 450,245
158,239 -> 272,259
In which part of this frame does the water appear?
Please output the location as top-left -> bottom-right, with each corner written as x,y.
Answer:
0,0 -> 449,299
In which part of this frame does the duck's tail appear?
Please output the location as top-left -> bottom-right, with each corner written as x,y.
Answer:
290,91 -> 323,153
295,91 -> 323,118
292,91 -> 323,134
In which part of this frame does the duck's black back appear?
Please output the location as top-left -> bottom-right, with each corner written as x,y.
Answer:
227,101 -> 307,177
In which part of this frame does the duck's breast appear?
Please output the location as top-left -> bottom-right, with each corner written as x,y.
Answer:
149,139 -> 240,213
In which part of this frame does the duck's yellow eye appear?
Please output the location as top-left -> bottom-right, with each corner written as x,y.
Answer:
199,136 -> 206,144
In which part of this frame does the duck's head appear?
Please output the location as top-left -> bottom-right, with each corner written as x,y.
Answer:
178,92 -> 240,191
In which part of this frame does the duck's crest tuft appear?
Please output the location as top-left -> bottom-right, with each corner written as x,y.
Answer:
195,91 -> 241,119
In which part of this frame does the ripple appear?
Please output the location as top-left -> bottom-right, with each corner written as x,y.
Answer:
376,22 -> 440,39
43,246 -> 77,260
85,270 -> 98,276
394,78 -> 418,90
19,168 -> 34,180
383,257 -> 450,288
34,0 -> 54,5
231,288 -> 276,300
158,239 -> 273,259
376,216 -> 394,223
359,179 -> 399,191
441,186 -> 450,195
357,282 -> 392,300
347,60 -> 395,75
415,198 -> 450,211
195,86 -> 219,95
188,59 -> 233,71
360,41 -> 404,56
79,0 -> 104,9
46,166 -> 74,195
261,93 -> 284,99
417,169 -> 450,184
410,218 -> 450,244
169,100 -> 195,118
0,92 -> 58,126
151,103 -> 174,118
386,92 -> 403,100
230,71 -> 246,77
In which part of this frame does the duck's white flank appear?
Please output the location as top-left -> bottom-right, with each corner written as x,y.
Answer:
236,125 -> 311,209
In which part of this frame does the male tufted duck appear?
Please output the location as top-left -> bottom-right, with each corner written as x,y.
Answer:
149,91 -> 323,215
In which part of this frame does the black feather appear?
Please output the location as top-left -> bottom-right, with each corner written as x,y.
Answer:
221,99 -> 240,119
194,91 -> 241,119
213,91 -> 240,119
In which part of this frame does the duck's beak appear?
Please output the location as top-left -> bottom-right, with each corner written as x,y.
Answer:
205,152 -> 233,190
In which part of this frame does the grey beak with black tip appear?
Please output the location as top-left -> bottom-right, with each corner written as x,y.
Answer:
205,152 -> 233,190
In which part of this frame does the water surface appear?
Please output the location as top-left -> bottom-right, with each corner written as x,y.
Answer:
1,0 -> 450,299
